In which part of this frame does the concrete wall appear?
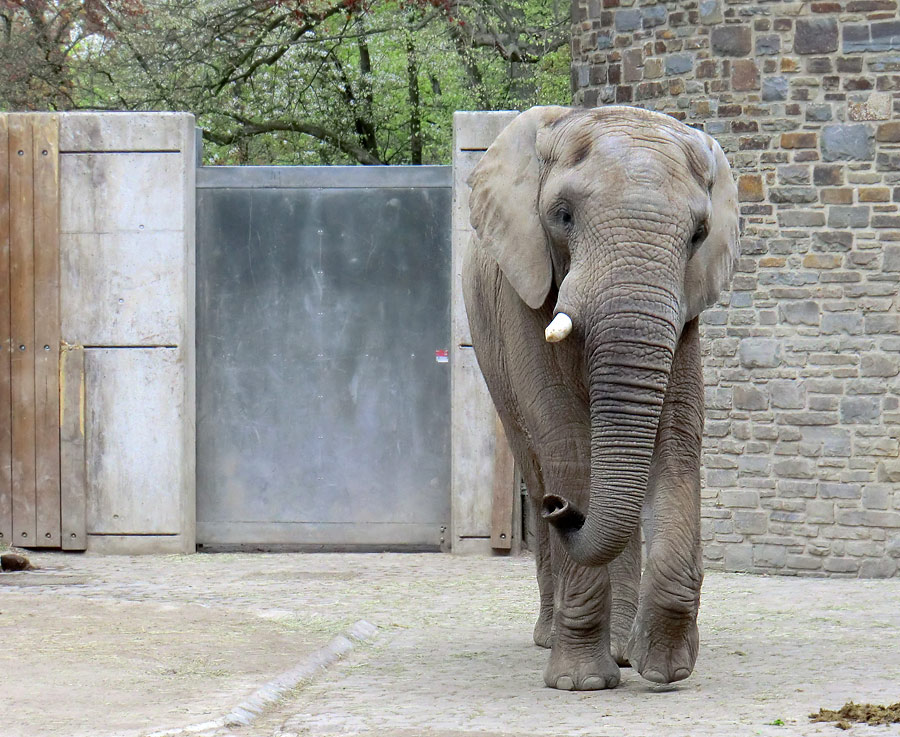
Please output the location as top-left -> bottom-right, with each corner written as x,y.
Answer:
570,0 -> 900,577
451,111 -> 520,555
60,113 -> 196,553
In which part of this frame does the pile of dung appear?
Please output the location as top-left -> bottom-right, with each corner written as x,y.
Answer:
810,701 -> 900,730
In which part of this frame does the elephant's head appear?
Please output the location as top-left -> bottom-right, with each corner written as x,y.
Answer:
468,105 -> 739,566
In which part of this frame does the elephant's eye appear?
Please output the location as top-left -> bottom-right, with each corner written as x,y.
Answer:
555,204 -> 573,229
690,220 -> 708,254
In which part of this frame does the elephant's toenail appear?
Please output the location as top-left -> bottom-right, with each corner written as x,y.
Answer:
556,676 -> 575,690
672,668 -> 691,682
642,669 -> 667,684
582,676 -> 604,690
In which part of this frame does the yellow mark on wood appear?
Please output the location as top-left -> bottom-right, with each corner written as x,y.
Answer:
59,344 -> 66,427
59,342 -> 85,437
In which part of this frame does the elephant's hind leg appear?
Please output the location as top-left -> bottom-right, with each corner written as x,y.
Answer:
626,318 -> 705,684
532,509 -> 554,648
608,527 -> 641,666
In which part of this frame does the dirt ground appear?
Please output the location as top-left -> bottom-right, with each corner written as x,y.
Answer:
2,551 -> 899,737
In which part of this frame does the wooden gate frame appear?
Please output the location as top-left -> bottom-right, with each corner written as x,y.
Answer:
1,113 -> 85,550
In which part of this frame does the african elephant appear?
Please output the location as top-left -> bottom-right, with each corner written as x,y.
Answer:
463,106 -> 739,690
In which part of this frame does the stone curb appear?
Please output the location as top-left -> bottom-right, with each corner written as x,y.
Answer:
140,620 -> 379,737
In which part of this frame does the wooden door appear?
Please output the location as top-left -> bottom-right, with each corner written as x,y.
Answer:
0,113 -> 83,550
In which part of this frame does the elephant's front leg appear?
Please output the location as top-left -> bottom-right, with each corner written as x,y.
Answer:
545,537 -> 620,690
626,318 -> 705,684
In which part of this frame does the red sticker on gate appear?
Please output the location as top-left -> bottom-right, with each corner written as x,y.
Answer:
435,350 -> 449,363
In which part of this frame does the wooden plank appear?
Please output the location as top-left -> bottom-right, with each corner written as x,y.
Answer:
32,114 -> 60,547
490,414 -> 515,550
60,344 -> 86,550
0,114 -> 11,546
8,113 -> 36,547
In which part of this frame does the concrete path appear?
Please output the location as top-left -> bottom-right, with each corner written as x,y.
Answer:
3,552 -> 899,737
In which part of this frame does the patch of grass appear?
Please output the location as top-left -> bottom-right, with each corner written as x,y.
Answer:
810,701 -> 900,730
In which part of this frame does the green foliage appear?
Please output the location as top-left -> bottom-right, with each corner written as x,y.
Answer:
2,0 -> 571,165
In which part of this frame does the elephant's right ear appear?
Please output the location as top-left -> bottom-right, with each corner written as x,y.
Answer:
467,106 -> 573,310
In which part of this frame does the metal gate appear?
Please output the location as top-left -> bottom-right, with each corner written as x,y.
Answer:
195,166 -> 451,550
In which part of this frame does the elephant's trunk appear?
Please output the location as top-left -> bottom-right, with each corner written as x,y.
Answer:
542,289 -> 679,566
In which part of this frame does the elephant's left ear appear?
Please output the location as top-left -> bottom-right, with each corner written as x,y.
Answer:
683,132 -> 740,322
468,106 -> 574,310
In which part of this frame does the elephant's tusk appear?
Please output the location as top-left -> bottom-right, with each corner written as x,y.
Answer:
544,313 -> 573,343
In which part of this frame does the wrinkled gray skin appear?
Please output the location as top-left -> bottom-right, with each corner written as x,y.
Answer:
463,106 -> 739,691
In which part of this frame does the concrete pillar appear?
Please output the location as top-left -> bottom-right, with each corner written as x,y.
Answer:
450,111 -> 519,555
59,113 -> 196,553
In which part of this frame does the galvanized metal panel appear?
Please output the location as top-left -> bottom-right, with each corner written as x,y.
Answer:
196,170 -> 451,549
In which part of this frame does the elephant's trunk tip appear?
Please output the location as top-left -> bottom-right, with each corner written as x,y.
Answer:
541,494 -> 586,532
545,312 -> 573,343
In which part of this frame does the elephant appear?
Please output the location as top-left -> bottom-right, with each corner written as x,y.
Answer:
462,105 -> 739,691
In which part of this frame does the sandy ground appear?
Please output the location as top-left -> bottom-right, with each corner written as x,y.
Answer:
2,551 -> 899,737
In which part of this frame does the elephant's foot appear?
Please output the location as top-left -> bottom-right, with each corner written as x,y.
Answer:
533,607 -> 553,648
543,641 -> 620,690
610,598 -> 637,667
626,608 -> 699,685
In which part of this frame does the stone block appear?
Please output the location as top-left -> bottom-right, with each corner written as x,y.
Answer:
795,18 -> 839,54
738,175 -> 764,202
756,35 -> 781,56
769,380 -> 805,410
822,189 -> 854,205
821,124 -> 875,161
861,354 -> 899,377
806,104 -> 833,122
732,60 -> 760,91
720,490 -> 759,508
740,338 -> 782,368
858,187 -> 890,202
863,486 -> 891,510
827,206 -> 870,228
774,458 -> 817,479
753,544 -> 786,568
762,76 -> 789,101
876,122 -> 900,142
734,511 -> 768,535
887,534 -> 900,558
779,211 -> 825,227
801,427 -> 852,457
779,301 -> 820,325
785,554 -> 822,570
711,25 -> 752,56
819,483 -> 862,499
821,313 -> 864,335
778,165 -> 810,185
623,48 -> 644,82
859,559 -> 899,578
699,0 -> 723,25
641,5 -> 668,28
724,544 -> 753,571
882,245 -> 900,272
849,92 -> 893,121
666,54 -> 694,76
806,501 -> 835,523
733,385 -> 768,410
823,556 -> 859,573
813,165 -> 843,186
781,132 -> 817,149
840,396 -> 881,423
615,8 -> 641,31
770,187 -> 818,203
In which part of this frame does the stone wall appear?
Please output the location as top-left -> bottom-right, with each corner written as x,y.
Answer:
570,0 -> 900,576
